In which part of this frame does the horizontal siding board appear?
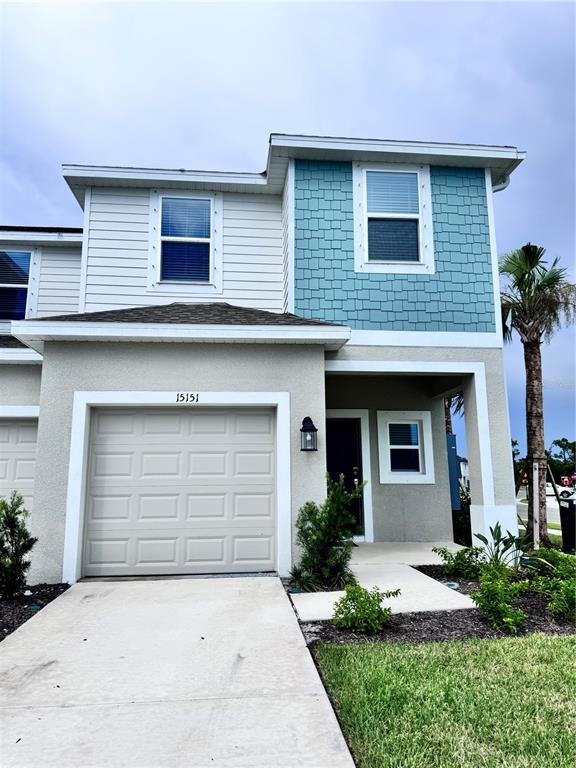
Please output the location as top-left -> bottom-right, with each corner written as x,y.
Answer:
85,189 -> 285,312
37,246 -> 82,316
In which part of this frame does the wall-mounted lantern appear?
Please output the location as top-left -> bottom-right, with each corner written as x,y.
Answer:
300,417 -> 318,452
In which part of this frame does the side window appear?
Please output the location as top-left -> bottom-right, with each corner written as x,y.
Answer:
377,411 -> 435,483
353,163 -> 434,275
0,250 -> 31,320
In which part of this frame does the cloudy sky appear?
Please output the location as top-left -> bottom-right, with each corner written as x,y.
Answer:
1,0 -> 574,454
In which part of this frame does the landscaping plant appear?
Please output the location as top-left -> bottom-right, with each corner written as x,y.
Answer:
471,565 -> 527,633
290,474 -> 365,591
474,522 -> 527,571
0,491 -> 38,600
332,584 -> 400,634
432,545 -> 484,578
500,244 -> 576,546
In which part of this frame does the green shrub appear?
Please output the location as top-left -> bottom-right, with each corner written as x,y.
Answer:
0,491 -> 38,600
290,474 -> 365,592
332,584 -> 400,634
523,549 -> 576,580
471,567 -> 526,633
530,574 -> 576,622
432,545 -> 484,578
547,578 -> 576,621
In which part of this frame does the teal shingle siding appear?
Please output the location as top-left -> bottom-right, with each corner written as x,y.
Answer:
294,160 -> 496,332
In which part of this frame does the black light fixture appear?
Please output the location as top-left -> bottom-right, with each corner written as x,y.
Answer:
300,416 -> 318,452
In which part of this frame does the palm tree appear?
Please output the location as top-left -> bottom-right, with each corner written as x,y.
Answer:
500,244 -> 576,546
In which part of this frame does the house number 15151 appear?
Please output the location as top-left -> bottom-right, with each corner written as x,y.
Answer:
176,393 -> 199,403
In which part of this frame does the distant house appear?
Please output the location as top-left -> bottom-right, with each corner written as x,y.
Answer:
0,133 -> 524,583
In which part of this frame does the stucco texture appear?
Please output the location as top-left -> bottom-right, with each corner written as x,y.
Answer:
30,342 -> 327,583
0,364 -> 42,405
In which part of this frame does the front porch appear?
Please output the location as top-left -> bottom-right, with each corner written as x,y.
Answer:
323,357 -> 518,547
290,541 -> 474,621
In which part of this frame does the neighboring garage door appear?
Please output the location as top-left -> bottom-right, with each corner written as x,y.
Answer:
0,419 -> 37,513
83,408 -> 276,576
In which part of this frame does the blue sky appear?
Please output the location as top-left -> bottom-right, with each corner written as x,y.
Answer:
0,1 -> 574,455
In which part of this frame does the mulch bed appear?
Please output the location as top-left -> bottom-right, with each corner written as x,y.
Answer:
0,583 -> 69,641
300,565 -> 576,646
301,594 -> 576,646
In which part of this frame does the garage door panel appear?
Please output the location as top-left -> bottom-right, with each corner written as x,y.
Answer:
0,420 -> 37,512
84,408 -> 276,576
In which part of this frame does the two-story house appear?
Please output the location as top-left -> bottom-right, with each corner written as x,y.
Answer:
0,134 -> 525,584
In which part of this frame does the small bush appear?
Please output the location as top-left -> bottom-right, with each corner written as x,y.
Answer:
332,584 -> 400,634
432,545 -> 484,579
471,567 -> 526,633
0,491 -> 38,600
523,549 -> 576,580
546,578 -> 576,621
290,474 -> 365,592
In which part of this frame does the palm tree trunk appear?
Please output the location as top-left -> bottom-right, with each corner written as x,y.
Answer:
444,398 -> 453,434
523,340 -> 551,547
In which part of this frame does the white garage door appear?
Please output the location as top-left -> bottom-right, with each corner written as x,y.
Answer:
83,408 -> 276,576
0,419 -> 37,513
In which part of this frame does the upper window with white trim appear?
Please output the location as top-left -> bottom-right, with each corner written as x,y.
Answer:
0,250 -> 31,320
161,197 -> 212,282
377,410 -> 435,484
150,191 -> 223,294
353,163 -> 434,275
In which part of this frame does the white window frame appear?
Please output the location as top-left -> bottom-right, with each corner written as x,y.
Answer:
148,190 -> 223,296
353,162 -> 434,275
377,410 -> 435,484
0,247 -> 39,324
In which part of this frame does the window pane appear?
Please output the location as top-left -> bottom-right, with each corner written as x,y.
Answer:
161,198 -> 211,238
0,251 -> 30,285
160,241 -> 210,282
367,171 -> 419,214
368,219 -> 419,262
389,423 -> 419,446
390,448 -> 420,472
0,287 -> 28,320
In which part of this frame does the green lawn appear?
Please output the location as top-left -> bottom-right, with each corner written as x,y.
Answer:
316,635 -> 576,768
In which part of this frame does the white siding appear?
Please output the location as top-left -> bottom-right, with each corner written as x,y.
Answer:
84,188 -> 285,312
36,247 -> 82,317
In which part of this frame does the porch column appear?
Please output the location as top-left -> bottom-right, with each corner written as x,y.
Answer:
463,363 -> 517,544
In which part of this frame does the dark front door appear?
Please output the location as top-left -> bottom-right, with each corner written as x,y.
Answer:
326,418 -> 364,535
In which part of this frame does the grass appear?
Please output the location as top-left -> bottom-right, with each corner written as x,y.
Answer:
316,635 -> 576,768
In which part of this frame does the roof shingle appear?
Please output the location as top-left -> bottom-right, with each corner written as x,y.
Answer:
37,302 -> 342,327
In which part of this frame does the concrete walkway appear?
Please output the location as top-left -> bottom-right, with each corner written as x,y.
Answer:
0,578 -> 353,768
291,542 -> 475,622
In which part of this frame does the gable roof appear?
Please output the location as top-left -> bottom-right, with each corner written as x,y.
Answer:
37,302 -> 340,327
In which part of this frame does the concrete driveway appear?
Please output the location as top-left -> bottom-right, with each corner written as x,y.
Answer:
0,577 -> 353,768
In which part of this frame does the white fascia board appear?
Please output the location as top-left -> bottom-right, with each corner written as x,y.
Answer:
348,330 -> 502,348
63,164 -> 267,188
0,232 -> 83,245
11,321 -> 351,351
0,348 -> 43,364
269,134 -> 525,163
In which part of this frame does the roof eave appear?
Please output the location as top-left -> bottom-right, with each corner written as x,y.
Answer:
11,320 -> 352,353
